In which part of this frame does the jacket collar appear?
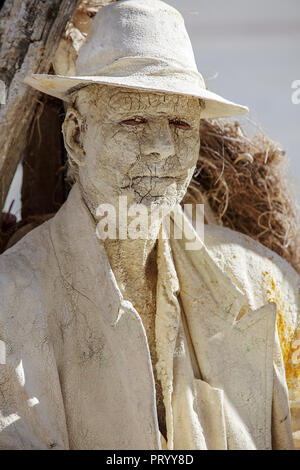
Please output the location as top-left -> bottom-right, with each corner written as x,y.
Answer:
49,183 -> 124,328
49,183 -> 253,329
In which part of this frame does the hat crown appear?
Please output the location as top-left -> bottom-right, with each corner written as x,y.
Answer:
76,0 -> 199,77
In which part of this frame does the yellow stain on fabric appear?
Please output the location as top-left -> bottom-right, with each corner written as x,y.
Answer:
262,271 -> 298,391
286,333 -> 300,394
40,81 -> 55,90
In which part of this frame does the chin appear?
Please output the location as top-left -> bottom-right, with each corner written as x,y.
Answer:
129,183 -> 186,211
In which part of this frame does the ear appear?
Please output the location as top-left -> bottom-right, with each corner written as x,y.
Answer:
62,107 -> 86,166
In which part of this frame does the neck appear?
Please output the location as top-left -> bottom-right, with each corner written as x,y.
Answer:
80,185 -> 162,312
104,236 -> 159,376
104,236 -> 158,305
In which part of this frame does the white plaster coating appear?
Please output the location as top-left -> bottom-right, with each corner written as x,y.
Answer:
63,84 -> 201,213
2,67 -> 300,452
0,0 -> 299,451
0,184 -> 298,449
62,83 -> 202,435
24,0 -> 248,118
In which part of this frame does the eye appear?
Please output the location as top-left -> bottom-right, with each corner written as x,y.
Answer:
169,119 -> 191,130
120,117 -> 147,126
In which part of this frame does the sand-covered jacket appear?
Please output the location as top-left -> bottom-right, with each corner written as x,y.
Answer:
0,184 -> 299,450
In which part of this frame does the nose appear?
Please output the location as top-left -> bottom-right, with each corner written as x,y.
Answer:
141,119 -> 175,161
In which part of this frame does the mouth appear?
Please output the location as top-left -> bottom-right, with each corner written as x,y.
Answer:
121,174 -> 187,188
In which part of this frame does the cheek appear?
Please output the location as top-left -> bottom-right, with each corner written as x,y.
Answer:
83,124 -> 141,178
175,131 -> 200,169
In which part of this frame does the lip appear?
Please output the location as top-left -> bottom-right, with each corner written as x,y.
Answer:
120,174 -> 188,190
128,174 -> 187,181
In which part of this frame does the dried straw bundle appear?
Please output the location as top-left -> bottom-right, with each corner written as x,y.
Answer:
184,119 -> 300,273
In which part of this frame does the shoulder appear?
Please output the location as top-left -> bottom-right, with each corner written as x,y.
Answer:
0,218 -> 54,286
203,223 -> 299,292
0,220 -> 58,339
203,223 -> 300,343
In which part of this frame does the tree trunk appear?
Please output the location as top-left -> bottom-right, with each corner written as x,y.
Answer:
0,0 -> 79,212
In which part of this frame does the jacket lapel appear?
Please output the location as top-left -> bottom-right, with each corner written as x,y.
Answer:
169,209 -> 278,449
49,184 -> 161,449
48,188 -> 292,449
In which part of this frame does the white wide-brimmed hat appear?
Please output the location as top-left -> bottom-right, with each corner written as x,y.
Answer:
25,0 -> 248,118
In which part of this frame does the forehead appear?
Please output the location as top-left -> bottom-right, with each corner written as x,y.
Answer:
72,84 -> 201,118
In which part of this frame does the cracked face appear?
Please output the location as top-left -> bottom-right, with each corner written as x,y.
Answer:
63,84 -> 201,214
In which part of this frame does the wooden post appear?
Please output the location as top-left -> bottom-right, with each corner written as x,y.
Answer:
0,0 -> 79,212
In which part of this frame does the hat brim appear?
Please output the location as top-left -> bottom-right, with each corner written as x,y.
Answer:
25,73 -> 248,119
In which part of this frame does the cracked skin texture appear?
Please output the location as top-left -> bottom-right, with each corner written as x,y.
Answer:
62,84 -> 201,439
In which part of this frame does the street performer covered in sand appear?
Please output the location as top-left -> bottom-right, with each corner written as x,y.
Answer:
0,0 -> 299,450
